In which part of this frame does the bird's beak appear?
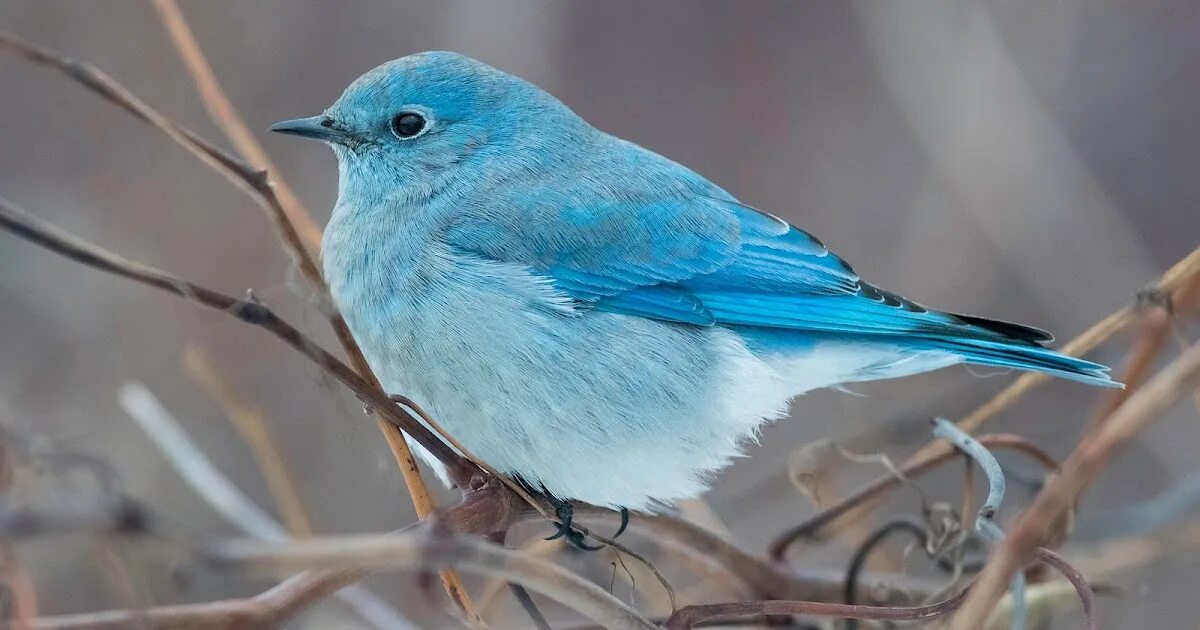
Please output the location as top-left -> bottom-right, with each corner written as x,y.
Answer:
269,115 -> 347,143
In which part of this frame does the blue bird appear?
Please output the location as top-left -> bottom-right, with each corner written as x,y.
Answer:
271,52 -> 1116,514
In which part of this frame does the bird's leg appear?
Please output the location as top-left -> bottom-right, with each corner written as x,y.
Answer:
534,485 -> 603,551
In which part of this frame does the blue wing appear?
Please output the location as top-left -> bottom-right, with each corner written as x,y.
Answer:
445,180 -> 986,340
443,150 -> 1113,386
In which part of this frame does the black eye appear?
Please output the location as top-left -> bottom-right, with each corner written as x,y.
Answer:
390,112 -> 426,138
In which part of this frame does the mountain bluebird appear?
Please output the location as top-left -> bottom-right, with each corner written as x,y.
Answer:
271,52 -> 1115,516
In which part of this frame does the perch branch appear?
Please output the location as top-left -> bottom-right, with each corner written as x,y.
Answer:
207,528 -> 656,630
0,195 -> 469,481
0,27 -> 477,616
660,583 -> 971,630
951,341 -> 1200,628
952,244 -> 1200,437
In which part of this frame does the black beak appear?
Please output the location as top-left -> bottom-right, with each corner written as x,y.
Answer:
269,115 -> 346,142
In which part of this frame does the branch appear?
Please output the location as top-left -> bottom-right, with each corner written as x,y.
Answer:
6,569 -> 364,630
768,433 -> 1057,561
206,529 -> 656,630
0,29 -> 477,611
0,195 -> 469,480
951,341 -> 1200,628
181,347 -> 314,537
147,0 -> 323,251
660,584 -> 971,630
117,381 -> 413,629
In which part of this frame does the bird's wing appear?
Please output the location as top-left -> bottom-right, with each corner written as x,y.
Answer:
446,181 -> 859,320
445,170 -> 1047,344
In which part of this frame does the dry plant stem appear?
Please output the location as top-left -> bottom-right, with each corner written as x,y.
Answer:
768,433 -> 1057,561
951,341 -> 1200,628
183,347 -> 314,537
0,195 -> 468,482
1,546 -> 38,630
132,9 -> 477,610
911,245 -> 1200,459
1033,548 -> 1095,630
209,529 -> 656,630
661,583 -> 971,630
0,25 -> 469,587
7,569 -> 364,630
149,0 -> 323,251
0,26 -> 479,615
1089,297 -> 1174,430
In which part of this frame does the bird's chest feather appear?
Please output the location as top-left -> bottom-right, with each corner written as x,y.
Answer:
321,204 -> 575,409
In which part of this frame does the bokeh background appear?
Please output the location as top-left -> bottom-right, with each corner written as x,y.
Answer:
1,1 -> 1197,627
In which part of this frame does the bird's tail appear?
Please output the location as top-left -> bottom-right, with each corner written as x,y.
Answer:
918,314 -> 1119,388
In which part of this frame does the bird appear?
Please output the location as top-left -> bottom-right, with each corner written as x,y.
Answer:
270,52 -> 1116,522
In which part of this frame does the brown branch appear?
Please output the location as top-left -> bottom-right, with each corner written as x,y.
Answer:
0,195 -> 470,482
1,546 -> 38,630
5,569 -> 363,630
182,346 -> 314,537
0,27 -> 478,614
206,528 -> 656,629
1089,291 -> 1174,430
951,341 -> 1200,628
148,0 -> 323,251
910,244 -> 1200,458
661,583 -> 971,630
768,433 -> 1057,561
1033,548 -> 1096,630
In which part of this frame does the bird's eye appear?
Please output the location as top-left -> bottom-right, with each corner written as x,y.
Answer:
390,112 -> 427,138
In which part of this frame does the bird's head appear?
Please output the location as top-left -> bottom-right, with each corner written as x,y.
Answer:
270,52 -> 585,205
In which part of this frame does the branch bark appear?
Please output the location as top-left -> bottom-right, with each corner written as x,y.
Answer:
951,341 -> 1200,628
0,26 -> 479,616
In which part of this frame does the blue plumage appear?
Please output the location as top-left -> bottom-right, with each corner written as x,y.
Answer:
272,52 -> 1116,510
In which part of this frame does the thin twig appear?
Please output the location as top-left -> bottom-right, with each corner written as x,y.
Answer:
148,0 -> 323,251
1033,548 -> 1096,630
181,347 -> 314,537
1,545 -> 38,630
207,529 -> 656,630
952,341 -> 1200,628
0,195 -> 468,480
768,433 -> 1057,561
932,419 -> 1026,629
117,381 -> 413,629
0,27 -> 479,617
661,582 -> 972,629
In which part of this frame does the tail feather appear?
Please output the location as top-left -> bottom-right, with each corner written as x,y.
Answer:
922,335 -> 1119,388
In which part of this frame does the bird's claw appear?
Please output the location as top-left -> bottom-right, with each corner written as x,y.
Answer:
613,506 -> 630,538
542,494 -> 605,551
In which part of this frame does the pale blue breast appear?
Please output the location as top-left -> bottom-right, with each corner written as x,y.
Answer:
321,201 -> 817,508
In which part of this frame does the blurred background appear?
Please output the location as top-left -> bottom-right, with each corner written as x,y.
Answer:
0,0 -> 1197,627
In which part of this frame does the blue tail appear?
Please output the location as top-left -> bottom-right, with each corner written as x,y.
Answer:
916,315 -> 1119,388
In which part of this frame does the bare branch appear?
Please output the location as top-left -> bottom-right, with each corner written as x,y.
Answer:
0,195 -> 469,479
769,433 -> 1057,561
118,381 -> 413,629
952,341 -> 1200,628
182,347 -> 314,537
207,529 -> 656,630
0,28 -> 478,611
661,583 -> 970,630
148,0 -> 323,251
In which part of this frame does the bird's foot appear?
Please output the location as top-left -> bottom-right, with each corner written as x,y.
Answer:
543,495 -> 603,551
